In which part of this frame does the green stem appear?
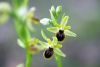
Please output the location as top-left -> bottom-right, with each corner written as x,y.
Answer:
25,47 -> 32,67
55,55 -> 62,67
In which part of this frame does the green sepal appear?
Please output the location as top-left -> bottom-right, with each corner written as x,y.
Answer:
56,6 -> 62,17
50,6 -> 56,19
47,27 -> 59,33
41,30 -> 49,41
17,39 -> 25,48
64,26 -> 71,30
64,30 -> 77,37
54,48 -> 66,57
61,15 -> 69,27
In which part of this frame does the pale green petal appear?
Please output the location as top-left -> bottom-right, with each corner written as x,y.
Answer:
64,26 -> 71,30
17,39 -> 25,48
39,40 -> 49,49
54,48 -> 66,57
64,30 -> 77,37
60,16 -> 69,27
47,27 -> 59,33
52,37 -> 58,45
41,30 -> 48,41
54,44 -> 62,48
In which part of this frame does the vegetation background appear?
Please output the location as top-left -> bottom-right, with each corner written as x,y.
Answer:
0,0 -> 100,67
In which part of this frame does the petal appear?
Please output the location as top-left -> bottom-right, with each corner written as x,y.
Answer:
39,40 -> 49,49
54,44 -> 62,48
64,26 -> 71,30
17,39 -> 25,48
47,27 -> 59,33
54,48 -> 66,57
64,30 -> 77,37
60,15 -> 69,27
52,37 -> 58,45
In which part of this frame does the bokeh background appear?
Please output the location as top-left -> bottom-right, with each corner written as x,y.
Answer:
0,0 -> 100,67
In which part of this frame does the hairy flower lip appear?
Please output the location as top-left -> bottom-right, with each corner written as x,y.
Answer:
43,47 -> 54,59
56,30 -> 65,41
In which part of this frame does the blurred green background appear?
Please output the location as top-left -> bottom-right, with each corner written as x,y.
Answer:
0,0 -> 100,67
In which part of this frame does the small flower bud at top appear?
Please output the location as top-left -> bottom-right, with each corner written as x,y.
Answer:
40,18 -> 50,25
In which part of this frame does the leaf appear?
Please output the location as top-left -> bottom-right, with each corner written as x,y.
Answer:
54,48 -> 66,57
17,39 -> 25,48
47,27 -> 59,33
41,30 -> 49,41
60,16 -> 69,27
64,30 -> 77,37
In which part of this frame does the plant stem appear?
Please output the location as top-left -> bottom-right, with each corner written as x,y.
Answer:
25,47 -> 32,67
55,55 -> 62,67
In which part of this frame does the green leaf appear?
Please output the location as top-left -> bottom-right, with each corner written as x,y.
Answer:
47,27 -> 59,33
64,30 -> 77,37
54,48 -> 66,57
60,16 -> 69,27
41,30 -> 49,41
17,39 -> 25,48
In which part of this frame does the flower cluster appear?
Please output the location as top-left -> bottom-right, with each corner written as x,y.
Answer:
0,1 -> 77,66
39,6 -> 77,59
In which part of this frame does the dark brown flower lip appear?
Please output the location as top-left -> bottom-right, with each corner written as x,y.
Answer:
56,30 -> 65,41
43,47 -> 54,59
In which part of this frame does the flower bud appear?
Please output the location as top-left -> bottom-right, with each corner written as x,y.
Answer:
40,18 -> 50,25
